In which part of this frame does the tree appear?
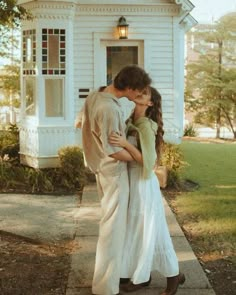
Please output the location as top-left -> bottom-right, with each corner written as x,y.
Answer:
0,0 -> 29,27
0,63 -> 20,107
0,0 -> 31,58
185,13 -> 236,139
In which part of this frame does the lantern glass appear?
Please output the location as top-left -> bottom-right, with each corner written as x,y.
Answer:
118,26 -> 128,39
117,16 -> 129,39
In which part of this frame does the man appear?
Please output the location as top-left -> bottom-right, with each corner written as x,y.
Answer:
82,65 -> 151,295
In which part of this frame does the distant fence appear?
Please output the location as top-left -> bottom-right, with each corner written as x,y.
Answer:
0,107 -> 19,126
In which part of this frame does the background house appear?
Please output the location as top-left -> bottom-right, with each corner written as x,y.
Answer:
18,0 -> 196,168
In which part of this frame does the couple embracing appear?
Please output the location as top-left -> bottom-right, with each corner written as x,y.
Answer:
79,65 -> 185,295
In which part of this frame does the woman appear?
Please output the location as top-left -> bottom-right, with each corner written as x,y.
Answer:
109,87 -> 185,295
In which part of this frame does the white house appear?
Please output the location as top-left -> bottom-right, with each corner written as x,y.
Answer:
18,0 -> 197,168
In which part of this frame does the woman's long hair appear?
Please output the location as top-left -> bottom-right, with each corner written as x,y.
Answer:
145,87 -> 164,163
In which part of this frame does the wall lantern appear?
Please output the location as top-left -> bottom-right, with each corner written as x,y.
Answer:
117,16 -> 129,39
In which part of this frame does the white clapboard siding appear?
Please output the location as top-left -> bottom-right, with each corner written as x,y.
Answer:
72,2 -> 189,145
151,63 -> 173,70
18,0 -> 194,168
154,76 -> 173,83
73,14 -> 176,118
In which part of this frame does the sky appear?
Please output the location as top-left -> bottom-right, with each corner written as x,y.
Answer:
190,0 -> 236,23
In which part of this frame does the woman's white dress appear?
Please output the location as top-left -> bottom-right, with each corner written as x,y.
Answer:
121,136 -> 179,284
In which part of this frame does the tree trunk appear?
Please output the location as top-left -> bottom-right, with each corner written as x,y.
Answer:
216,107 -> 221,138
216,41 -> 223,139
221,105 -> 236,139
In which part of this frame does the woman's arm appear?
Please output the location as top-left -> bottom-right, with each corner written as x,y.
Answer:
109,132 -> 143,165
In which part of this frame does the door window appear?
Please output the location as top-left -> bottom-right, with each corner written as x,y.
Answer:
106,46 -> 138,85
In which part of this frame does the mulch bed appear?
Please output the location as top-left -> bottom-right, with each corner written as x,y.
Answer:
0,231 -> 73,295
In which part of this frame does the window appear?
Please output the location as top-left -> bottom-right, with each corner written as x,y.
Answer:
24,77 -> 36,116
45,79 -> 64,117
22,29 -> 36,75
42,29 -> 66,75
106,46 -> 138,85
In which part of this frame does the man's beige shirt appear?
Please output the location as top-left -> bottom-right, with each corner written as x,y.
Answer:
82,91 -> 126,174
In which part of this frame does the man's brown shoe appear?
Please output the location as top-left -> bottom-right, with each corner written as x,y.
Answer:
121,276 -> 151,292
160,273 -> 185,295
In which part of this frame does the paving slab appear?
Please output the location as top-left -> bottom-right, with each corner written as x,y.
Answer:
0,193 -> 79,243
74,208 -> 100,236
81,185 -> 100,206
66,184 -> 216,295
66,286 -> 216,295
67,236 -> 97,288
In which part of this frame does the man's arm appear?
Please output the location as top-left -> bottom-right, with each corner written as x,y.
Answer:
110,149 -> 134,162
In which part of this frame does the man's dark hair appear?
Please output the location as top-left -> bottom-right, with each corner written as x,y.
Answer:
114,65 -> 151,91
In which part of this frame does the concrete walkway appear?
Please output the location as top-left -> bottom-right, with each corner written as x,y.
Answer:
66,184 -> 216,295
0,193 -> 79,243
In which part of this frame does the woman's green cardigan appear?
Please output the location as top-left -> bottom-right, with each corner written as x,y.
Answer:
126,117 -> 157,179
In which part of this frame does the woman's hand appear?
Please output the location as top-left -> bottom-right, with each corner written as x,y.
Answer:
109,131 -> 143,165
109,132 -> 128,148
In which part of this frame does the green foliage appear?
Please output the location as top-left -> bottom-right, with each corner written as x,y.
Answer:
184,124 -> 198,137
0,64 -> 20,98
0,124 -> 19,152
0,98 -> 20,108
0,27 -> 19,58
0,1 -> 32,58
185,14 -> 236,139
0,63 -> 21,110
0,0 -> 31,27
0,128 -> 87,193
1,142 -> 19,160
0,154 -> 11,187
25,168 -> 54,193
160,143 -> 187,188
57,146 -> 87,190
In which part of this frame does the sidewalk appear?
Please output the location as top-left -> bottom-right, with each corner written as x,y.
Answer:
66,184 -> 216,295
0,193 -> 79,243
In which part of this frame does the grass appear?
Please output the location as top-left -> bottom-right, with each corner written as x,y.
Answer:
171,141 -> 236,259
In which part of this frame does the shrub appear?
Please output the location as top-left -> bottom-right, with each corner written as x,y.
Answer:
25,167 -> 54,193
0,155 -> 27,190
0,124 -> 20,162
0,125 -> 87,193
0,131 -> 87,193
160,143 -> 187,189
0,124 -> 19,146
184,123 -> 198,137
1,143 -> 19,159
57,145 -> 87,191
0,154 -> 12,188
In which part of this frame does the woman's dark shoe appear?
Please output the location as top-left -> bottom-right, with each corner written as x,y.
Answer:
120,278 -> 130,284
160,273 -> 185,295
121,276 -> 152,292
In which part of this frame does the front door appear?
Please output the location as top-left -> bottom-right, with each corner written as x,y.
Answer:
106,45 -> 138,85
100,40 -> 144,119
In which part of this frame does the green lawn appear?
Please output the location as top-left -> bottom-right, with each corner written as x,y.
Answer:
172,141 -> 236,259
